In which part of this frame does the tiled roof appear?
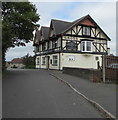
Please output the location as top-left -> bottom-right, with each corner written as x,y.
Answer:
33,30 -> 41,45
33,14 -> 111,46
11,58 -> 23,64
51,19 -> 71,34
41,26 -> 49,40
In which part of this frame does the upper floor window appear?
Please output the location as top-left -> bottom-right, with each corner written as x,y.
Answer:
35,46 -> 39,52
66,41 -> 78,51
42,43 -> 46,51
83,27 -> 90,36
81,41 -> 92,52
48,41 -> 52,49
52,40 -> 58,48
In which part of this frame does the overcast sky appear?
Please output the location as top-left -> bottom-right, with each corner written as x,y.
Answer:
6,1 -> 116,61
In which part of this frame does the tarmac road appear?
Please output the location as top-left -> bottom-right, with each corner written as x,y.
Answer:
3,69 -> 102,118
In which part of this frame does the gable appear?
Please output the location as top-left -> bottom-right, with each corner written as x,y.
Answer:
80,18 -> 96,27
62,15 -> 111,41
48,21 -> 56,37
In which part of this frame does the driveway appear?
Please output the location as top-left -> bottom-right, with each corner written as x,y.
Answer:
3,69 -> 102,118
50,70 -> 116,117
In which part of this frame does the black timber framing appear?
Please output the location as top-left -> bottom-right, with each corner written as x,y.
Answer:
76,26 -> 82,35
35,50 -> 107,56
91,28 -> 96,37
64,34 -> 107,40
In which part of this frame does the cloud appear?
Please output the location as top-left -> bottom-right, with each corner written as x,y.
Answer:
34,2 -> 75,26
6,42 -> 34,61
30,0 -> 117,2
67,2 -> 116,54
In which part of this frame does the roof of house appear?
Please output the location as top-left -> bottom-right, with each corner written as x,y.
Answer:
33,14 -> 111,45
33,30 -> 41,45
41,26 -> 49,40
11,58 -> 23,64
51,19 -> 71,34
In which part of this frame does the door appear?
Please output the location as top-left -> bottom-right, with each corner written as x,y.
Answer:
46,56 -> 50,69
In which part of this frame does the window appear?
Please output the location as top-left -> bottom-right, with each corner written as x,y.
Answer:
48,42 -> 50,49
66,41 -> 78,51
81,41 -> 92,52
49,41 -> 52,49
52,40 -> 58,48
53,55 -> 58,66
83,27 -> 90,36
37,57 -> 40,65
42,57 -> 45,65
42,43 -> 46,51
35,46 -> 39,52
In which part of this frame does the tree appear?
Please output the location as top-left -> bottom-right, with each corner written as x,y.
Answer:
23,54 -> 35,69
2,2 -> 40,70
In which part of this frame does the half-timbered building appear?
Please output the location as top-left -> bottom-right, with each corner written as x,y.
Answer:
33,15 -> 111,70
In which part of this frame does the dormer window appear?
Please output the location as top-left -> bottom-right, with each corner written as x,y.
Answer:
81,40 -> 92,52
83,26 -> 90,36
52,40 -> 58,48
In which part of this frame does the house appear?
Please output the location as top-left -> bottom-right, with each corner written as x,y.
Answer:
10,58 -> 25,69
33,15 -> 111,70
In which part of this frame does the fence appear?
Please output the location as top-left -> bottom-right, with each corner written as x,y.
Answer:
103,55 -> 118,83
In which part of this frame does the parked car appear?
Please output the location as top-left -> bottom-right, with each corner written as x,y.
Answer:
107,63 -> 118,69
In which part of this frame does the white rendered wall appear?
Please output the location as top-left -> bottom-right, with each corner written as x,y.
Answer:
60,53 -> 102,70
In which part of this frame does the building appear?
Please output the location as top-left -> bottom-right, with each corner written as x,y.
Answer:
33,15 -> 111,70
10,58 -> 25,69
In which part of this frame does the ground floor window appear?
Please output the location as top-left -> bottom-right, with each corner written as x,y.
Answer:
42,57 -> 45,65
52,55 -> 58,66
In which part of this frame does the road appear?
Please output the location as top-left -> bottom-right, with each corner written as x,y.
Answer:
3,69 -> 102,118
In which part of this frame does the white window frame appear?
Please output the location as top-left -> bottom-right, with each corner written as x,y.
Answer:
42,57 -> 45,65
52,55 -> 58,66
53,40 -> 58,48
42,42 -> 46,51
83,27 -> 90,36
81,41 -> 92,52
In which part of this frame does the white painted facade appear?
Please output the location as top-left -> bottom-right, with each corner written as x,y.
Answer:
36,53 -> 102,70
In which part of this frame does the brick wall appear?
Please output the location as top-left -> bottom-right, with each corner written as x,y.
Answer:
63,67 -> 101,82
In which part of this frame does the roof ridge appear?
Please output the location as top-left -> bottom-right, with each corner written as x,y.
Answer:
61,14 -> 89,34
51,19 -> 71,23
72,15 -> 89,23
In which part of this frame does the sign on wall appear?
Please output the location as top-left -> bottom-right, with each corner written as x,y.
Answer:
68,56 -> 75,61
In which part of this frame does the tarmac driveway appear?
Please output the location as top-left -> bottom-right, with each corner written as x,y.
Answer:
3,69 -> 102,118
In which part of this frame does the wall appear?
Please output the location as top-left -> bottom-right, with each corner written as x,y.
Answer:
63,67 -> 101,82
61,53 -> 102,70
37,53 -> 60,70
10,63 -> 25,69
36,53 -> 102,70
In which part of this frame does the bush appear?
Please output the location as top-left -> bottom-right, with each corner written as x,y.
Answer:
11,65 -> 17,68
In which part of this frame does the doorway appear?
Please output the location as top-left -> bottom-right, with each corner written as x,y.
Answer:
46,56 -> 50,70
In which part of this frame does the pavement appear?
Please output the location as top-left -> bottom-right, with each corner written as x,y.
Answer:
49,70 -> 117,118
3,69 -> 103,118
0,72 -> 2,120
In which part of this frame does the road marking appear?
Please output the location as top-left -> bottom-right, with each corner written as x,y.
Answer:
50,73 -> 115,119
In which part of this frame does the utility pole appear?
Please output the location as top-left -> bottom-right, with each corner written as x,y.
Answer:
102,55 -> 106,83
